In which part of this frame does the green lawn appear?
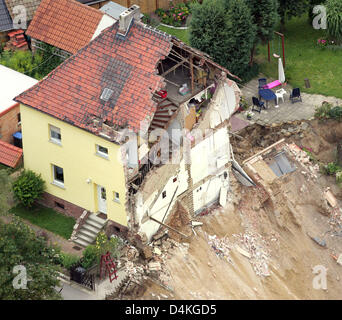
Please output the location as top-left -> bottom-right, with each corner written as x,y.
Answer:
158,25 -> 190,44
256,15 -> 342,99
10,205 -> 75,239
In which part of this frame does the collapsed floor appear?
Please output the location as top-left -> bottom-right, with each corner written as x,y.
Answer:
107,119 -> 342,300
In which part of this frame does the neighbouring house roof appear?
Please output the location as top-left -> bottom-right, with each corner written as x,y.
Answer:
15,21 -> 173,137
0,0 -> 13,31
99,1 -> 142,20
0,65 -> 38,113
0,140 -> 22,168
26,0 -> 105,54
4,0 -> 41,22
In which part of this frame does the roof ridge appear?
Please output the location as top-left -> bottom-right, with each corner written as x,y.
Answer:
60,0 -> 104,16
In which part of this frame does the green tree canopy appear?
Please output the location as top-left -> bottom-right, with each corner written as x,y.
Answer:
189,0 -> 256,80
278,0 -> 309,28
0,217 -> 61,300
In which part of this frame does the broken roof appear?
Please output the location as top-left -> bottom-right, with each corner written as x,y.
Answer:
0,0 -> 12,31
26,0 -> 105,54
15,21 -> 173,138
0,140 -> 22,168
4,0 -> 41,22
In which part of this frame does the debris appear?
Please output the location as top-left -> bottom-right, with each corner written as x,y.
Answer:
153,247 -> 162,256
324,188 -> 337,208
141,246 -> 153,260
191,221 -> 203,227
308,233 -> 327,247
235,245 -> 251,259
148,262 -> 162,271
337,254 -> 342,266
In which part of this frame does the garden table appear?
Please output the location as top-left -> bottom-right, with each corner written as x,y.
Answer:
258,89 -> 277,108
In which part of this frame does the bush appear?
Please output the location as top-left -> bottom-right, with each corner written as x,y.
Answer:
326,0 -> 342,43
58,252 -> 80,270
315,102 -> 333,120
95,232 -> 122,259
81,245 -> 98,269
329,106 -> 342,121
12,170 -> 45,208
336,170 -> 342,185
323,162 -> 342,175
156,1 -> 191,27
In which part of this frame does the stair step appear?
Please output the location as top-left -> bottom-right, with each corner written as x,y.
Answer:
78,228 -> 97,239
74,238 -> 89,248
86,218 -> 104,229
77,233 -> 94,244
88,213 -> 107,225
82,223 -> 101,234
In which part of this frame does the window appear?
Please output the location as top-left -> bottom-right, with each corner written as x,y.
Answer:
17,113 -> 21,124
162,191 -> 166,199
50,125 -> 61,144
52,165 -> 64,187
96,144 -> 108,158
114,191 -> 120,203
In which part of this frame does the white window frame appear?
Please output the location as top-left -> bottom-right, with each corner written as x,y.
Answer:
96,144 -> 109,159
52,164 -> 65,188
50,125 -> 61,145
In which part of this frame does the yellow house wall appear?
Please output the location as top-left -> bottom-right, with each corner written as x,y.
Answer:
20,104 -> 128,227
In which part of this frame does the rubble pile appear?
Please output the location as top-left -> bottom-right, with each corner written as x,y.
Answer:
286,143 -> 319,180
233,232 -> 271,277
206,233 -> 233,265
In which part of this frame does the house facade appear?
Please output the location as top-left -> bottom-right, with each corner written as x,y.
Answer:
16,6 -> 241,245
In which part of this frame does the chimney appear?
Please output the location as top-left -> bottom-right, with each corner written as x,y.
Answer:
118,5 -> 141,36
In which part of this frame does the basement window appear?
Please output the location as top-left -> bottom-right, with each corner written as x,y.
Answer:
55,201 -> 65,210
52,164 -> 64,188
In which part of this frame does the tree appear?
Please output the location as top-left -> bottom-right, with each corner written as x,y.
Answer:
326,0 -> 342,43
189,0 -> 256,80
0,216 -> 61,300
244,0 -> 279,63
0,169 -> 13,215
223,0 -> 257,78
12,169 -> 45,208
278,0 -> 309,29
189,0 -> 231,69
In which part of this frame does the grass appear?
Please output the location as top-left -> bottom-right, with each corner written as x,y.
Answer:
10,204 -> 75,239
256,15 -> 342,99
157,25 -> 190,44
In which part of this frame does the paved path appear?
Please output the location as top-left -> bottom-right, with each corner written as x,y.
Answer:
236,76 -> 342,126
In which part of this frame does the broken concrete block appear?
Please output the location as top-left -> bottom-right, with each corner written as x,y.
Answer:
337,254 -> 342,266
153,247 -> 162,256
324,189 -> 337,208
235,245 -> 251,259
191,221 -> 203,227
141,246 -> 153,260
148,262 -> 161,271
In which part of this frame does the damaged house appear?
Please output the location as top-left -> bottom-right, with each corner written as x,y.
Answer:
15,5 -> 241,247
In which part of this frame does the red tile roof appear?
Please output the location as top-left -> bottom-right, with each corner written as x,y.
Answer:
26,0 -> 104,54
0,140 -> 22,168
16,22 -> 172,136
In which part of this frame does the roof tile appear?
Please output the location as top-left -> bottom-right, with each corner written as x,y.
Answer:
16,22 -> 172,136
26,0 -> 103,54
0,140 -> 22,168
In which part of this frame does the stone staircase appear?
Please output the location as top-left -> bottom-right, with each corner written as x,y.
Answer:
74,214 -> 107,247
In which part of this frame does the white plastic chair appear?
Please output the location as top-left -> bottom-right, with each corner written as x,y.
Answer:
275,88 -> 286,104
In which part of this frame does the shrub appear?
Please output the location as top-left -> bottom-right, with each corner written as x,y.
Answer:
336,170 -> 342,185
314,102 -> 333,120
12,170 -> 45,208
58,252 -> 80,270
323,162 -> 342,175
81,245 -> 98,269
95,232 -> 122,259
329,106 -> 342,121
326,0 -> 342,43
